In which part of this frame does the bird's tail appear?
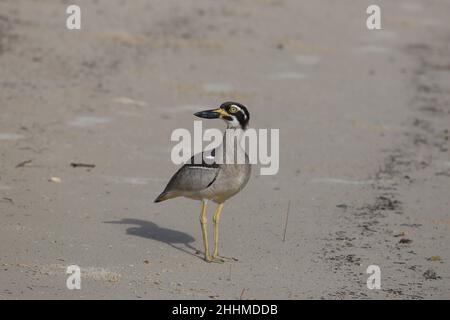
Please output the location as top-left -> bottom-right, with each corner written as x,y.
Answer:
154,191 -> 174,203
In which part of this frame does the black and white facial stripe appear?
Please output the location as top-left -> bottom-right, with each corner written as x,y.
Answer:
220,101 -> 250,129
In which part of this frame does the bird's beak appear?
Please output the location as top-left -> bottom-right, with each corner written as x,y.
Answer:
194,108 -> 228,119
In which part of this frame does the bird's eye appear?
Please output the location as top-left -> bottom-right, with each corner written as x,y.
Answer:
229,106 -> 238,113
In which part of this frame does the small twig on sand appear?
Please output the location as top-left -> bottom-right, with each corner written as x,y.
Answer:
239,288 -> 247,300
1,197 -> 14,204
15,159 -> 32,168
70,162 -> 96,168
283,200 -> 291,242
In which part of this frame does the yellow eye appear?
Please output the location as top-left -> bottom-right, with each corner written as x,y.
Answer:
229,106 -> 238,113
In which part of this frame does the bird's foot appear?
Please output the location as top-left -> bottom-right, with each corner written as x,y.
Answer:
203,253 -> 238,263
211,255 -> 237,263
205,256 -> 227,263
203,255 -> 224,263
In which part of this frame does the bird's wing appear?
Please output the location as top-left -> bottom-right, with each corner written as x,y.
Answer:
163,149 -> 220,192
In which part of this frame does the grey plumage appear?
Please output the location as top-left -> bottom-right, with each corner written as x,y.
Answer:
155,132 -> 251,203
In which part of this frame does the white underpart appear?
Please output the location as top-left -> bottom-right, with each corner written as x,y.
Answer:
225,115 -> 241,128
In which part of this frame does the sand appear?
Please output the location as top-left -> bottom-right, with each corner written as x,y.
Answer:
0,0 -> 449,299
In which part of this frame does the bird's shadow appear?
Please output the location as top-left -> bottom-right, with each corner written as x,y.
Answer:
104,218 -> 202,260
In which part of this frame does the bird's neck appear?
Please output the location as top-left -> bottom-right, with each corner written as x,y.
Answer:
227,122 -> 247,130
223,126 -> 246,143
220,127 -> 248,164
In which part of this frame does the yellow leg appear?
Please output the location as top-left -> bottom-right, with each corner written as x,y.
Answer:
212,203 -> 225,261
199,200 -> 211,262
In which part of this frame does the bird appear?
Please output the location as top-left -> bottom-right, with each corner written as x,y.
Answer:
154,101 -> 252,263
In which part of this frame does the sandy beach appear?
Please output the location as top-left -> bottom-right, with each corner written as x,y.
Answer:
1,0 -> 449,299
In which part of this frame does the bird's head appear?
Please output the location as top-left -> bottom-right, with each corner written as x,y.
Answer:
194,102 -> 250,129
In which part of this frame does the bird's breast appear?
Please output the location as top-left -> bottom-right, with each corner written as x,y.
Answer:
207,163 -> 251,203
